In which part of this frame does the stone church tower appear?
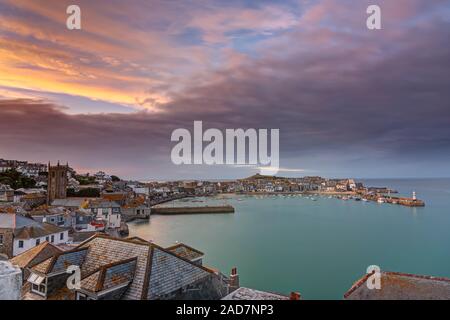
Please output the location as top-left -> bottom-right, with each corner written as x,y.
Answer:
47,161 -> 68,204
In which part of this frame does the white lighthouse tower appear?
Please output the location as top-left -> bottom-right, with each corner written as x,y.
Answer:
412,191 -> 417,200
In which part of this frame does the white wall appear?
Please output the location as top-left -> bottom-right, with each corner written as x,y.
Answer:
96,208 -> 121,229
13,230 -> 69,256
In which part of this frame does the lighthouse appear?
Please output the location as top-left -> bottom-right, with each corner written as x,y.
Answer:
412,191 -> 417,201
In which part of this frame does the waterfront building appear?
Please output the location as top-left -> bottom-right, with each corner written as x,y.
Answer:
87,200 -> 122,229
121,198 -> 150,221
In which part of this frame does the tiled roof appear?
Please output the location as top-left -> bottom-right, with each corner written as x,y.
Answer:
10,241 -> 62,269
344,271 -> 450,300
222,287 -> 289,300
165,243 -> 204,261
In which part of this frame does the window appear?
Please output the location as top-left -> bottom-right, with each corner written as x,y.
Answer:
31,283 -> 46,296
36,239 -> 40,245
0,234 -> 3,244
18,240 -> 24,248
137,209 -> 140,215
60,233 -> 64,240
46,236 -> 49,242
102,208 -> 108,215
51,235 -> 54,243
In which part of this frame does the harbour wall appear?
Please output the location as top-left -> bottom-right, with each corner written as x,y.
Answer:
152,205 -> 235,215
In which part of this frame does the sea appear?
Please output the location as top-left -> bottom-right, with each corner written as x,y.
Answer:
128,178 -> 450,299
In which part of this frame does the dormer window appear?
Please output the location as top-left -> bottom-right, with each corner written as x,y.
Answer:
28,273 -> 47,297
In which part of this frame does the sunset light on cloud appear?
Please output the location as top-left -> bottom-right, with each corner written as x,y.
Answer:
1,0 -> 449,179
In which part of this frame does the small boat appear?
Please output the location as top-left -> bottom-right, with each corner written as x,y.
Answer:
377,197 -> 386,204
354,197 -> 361,201
362,198 -> 368,202
311,197 -> 317,201
342,196 -> 349,200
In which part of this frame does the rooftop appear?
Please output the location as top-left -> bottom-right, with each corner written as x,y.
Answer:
344,271 -> 450,300
30,235 -> 219,300
0,213 -> 39,229
10,241 -> 62,269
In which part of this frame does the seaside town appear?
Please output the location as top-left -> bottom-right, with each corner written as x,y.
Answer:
1,158 -> 447,301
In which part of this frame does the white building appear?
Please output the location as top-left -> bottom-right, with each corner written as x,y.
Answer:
0,213 -> 68,257
87,200 -> 122,229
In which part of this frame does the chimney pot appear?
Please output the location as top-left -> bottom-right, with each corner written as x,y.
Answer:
290,292 -> 301,300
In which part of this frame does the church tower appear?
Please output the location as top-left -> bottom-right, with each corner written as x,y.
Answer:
47,161 -> 69,204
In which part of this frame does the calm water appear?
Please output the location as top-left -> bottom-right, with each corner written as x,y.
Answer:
128,178 -> 450,299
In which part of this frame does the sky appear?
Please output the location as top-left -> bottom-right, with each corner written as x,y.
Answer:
0,0 -> 449,180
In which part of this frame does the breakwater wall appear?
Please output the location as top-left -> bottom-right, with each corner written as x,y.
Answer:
152,205 -> 235,215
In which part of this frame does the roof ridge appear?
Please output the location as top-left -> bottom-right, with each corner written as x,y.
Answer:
384,271 -> 450,283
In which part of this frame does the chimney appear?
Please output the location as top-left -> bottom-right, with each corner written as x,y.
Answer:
290,292 -> 301,300
229,267 -> 239,292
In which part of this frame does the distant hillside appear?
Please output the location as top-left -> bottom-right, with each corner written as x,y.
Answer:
242,174 -> 288,181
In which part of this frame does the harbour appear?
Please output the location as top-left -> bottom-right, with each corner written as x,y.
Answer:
129,178 -> 450,299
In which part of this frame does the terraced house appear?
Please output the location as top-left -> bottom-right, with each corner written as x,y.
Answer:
24,234 -> 232,300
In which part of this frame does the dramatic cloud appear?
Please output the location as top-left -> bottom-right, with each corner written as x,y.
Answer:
0,0 -> 449,179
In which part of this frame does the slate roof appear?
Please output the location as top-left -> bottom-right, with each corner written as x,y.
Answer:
88,200 -> 121,208
222,287 -> 290,300
32,247 -> 88,274
30,234 -> 217,300
0,213 -> 67,239
51,198 -> 87,208
165,243 -> 204,261
344,271 -> 450,300
80,257 -> 137,293
0,213 -> 38,229
147,247 -> 211,299
10,241 -> 62,269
